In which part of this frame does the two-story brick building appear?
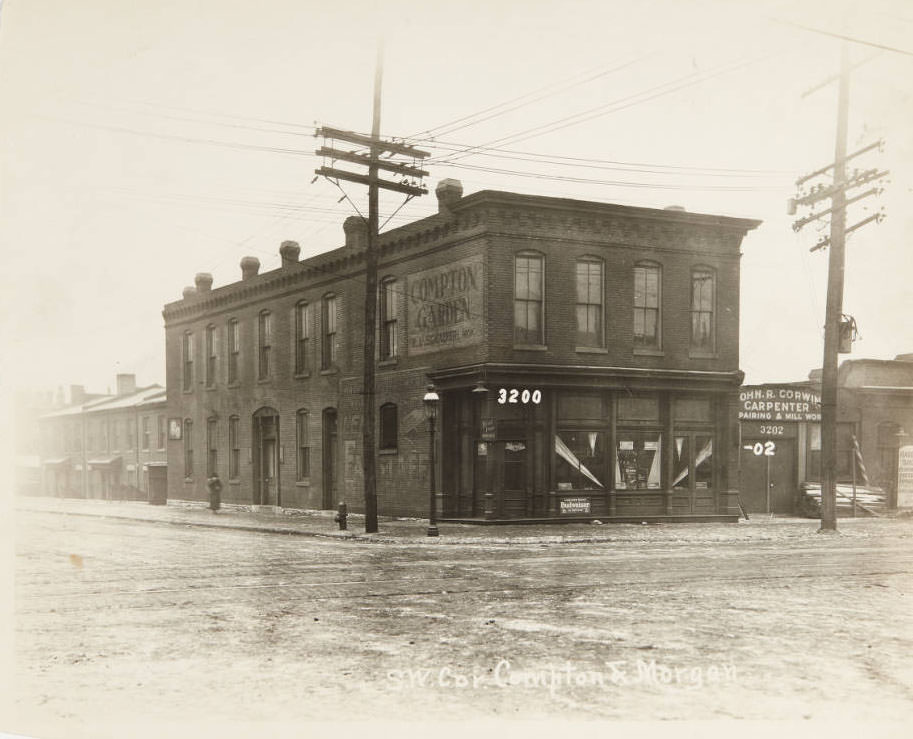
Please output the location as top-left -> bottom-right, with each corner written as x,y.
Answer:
163,180 -> 759,521
38,375 -> 167,500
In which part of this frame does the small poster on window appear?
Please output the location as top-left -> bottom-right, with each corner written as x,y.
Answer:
619,440 -> 634,450
168,418 -> 182,440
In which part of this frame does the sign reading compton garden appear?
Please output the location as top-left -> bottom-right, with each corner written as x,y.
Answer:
738,385 -> 821,423
407,255 -> 483,356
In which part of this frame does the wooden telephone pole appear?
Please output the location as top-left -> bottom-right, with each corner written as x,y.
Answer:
314,45 -> 429,533
790,41 -> 887,531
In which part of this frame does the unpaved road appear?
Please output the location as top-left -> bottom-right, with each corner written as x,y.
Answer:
7,511 -> 913,735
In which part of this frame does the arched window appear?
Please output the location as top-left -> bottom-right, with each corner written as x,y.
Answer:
575,257 -> 604,348
379,403 -> 398,452
296,410 -> 310,480
205,324 -> 217,387
295,301 -> 311,374
183,419 -> 193,478
258,310 -> 272,379
206,417 -> 218,476
633,262 -> 661,350
228,415 -> 240,479
380,278 -> 398,360
182,331 -> 194,391
514,252 -> 544,345
322,294 -> 337,369
227,319 -> 240,384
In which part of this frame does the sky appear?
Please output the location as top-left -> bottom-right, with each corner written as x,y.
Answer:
1,0 -> 911,399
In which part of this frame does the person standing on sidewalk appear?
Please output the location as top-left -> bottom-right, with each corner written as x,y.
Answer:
207,473 -> 222,512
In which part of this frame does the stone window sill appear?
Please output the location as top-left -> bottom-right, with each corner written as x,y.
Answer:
320,367 -> 339,376
378,358 -> 398,368
633,347 -> 664,357
379,448 -> 398,456
513,344 -> 548,352
294,371 -> 311,379
576,346 -> 607,354
689,350 -> 718,359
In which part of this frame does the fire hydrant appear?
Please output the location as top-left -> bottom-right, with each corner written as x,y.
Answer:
334,501 -> 348,531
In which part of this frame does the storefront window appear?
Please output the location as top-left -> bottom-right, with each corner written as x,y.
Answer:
555,431 -> 606,490
674,434 -> 713,489
615,431 -> 662,490
806,422 -> 855,481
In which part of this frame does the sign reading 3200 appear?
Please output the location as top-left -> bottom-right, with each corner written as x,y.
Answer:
497,388 -> 542,404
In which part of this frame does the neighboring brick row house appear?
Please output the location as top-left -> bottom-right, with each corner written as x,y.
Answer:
38,375 -> 167,500
163,180 -> 760,521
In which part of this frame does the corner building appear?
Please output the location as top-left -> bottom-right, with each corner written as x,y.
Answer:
163,180 -> 760,522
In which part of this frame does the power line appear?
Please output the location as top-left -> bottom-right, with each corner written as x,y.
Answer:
770,16 -> 913,56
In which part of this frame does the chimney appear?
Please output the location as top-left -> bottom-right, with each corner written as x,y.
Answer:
435,178 -> 463,215
240,256 -> 260,280
116,373 -> 136,396
280,240 -> 300,267
194,272 -> 213,293
182,286 -> 197,299
343,216 -> 367,249
69,385 -> 86,405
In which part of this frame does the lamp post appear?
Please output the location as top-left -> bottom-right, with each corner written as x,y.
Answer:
423,383 -> 440,537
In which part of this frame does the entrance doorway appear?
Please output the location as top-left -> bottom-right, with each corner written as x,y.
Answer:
252,407 -> 280,506
740,437 -> 796,514
322,408 -> 338,509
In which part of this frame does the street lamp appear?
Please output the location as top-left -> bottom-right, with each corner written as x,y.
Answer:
423,383 -> 440,537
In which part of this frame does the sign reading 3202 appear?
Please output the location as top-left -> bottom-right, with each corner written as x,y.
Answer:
497,388 -> 542,404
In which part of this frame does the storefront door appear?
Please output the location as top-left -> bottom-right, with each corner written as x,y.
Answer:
252,408 -> 280,506
498,440 -> 528,517
740,437 -> 796,514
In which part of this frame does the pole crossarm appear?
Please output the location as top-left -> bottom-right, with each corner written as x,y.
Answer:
317,146 -> 429,178
795,140 -> 883,186
792,186 -> 882,232
794,168 -> 889,207
315,126 -> 431,159
316,166 -> 429,196
809,211 -> 885,252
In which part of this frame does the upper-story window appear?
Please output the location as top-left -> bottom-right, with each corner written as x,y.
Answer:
258,310 -> 272,379
157,415 -> 166,450
380,278 -> 398,360
690,268 -> 715,353
295,301 -> 311,375
142,416 -> 150,450
228,319 -> 240,384
576,258 -> 604,348
322,294 -> 337,369
205,324 -> 217,387
182,331 -> 194,391
514,253 -> 544,345
633,262 -> 661,350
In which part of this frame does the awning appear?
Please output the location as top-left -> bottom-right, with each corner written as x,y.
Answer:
42,457 -> 71,468
87,456 -> 123,469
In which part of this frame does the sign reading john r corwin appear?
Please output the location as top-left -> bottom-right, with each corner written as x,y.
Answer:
738,385 -> 821,422
407,255 -> 483,355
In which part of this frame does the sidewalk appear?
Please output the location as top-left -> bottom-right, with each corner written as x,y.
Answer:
15,494 -> 906,546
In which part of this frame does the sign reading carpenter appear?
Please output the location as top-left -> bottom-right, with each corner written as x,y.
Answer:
738,385 -> 821,422
560,497 -> 591,514
407,255 -> 483,355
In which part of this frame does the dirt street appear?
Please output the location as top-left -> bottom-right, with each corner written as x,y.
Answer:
7,511 -> 913,736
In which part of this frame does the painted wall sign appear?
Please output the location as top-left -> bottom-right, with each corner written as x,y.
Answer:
898,445 -> 913,508
560,497 -> 591,514
407,255 -> 483,355
738,385 -> 821,422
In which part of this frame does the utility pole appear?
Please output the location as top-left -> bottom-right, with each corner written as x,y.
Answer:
314,44 -> 430,533
789,41 -> 887,532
